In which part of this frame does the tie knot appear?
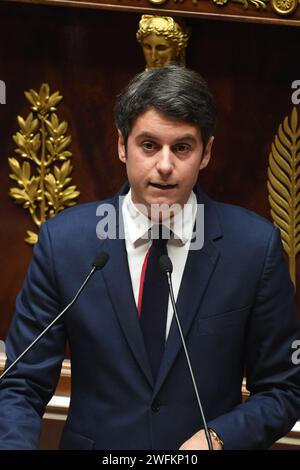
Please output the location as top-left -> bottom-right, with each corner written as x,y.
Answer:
151,224 -> 170,249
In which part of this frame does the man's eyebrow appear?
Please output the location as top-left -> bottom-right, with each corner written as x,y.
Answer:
135,132 -> 158,141
135,132 -> 198,143
173,134 -> 198,144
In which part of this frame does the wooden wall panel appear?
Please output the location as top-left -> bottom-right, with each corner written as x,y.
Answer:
0,1 -> 299,342
6,0 -> 300,26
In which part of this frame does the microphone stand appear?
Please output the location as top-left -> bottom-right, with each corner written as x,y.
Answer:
164,269 -> 213,451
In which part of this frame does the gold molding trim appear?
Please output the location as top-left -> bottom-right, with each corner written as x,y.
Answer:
271,0 -> 298,15
148,0 -> 168,4
148,0 -> 269,9
8,84 -> 80,245
213,0 -> 268,9
146,0 -> 300,16
267,107 -> 300,287
5,2 -> 300,25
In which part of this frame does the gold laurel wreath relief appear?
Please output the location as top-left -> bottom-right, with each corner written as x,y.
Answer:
267,107 -> 300,287
8,84 -> 80,244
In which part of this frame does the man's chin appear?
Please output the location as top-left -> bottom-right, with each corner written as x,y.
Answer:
145,200 -> 183,222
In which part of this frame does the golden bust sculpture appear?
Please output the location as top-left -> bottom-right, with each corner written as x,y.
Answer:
136,15 -> 190,70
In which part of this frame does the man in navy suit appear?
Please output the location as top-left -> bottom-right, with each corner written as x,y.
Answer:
0,65 -> 300,450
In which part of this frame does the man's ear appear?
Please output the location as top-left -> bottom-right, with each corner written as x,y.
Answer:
199,136 -> 214,171
118,130 -> 126,163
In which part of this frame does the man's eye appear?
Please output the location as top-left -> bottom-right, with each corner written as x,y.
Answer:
174,144 -> 190,153
142,142 -> 156,151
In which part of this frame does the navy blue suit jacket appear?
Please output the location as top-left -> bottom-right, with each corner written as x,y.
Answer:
0,184 -> 300,449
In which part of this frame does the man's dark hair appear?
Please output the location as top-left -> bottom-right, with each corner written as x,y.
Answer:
114,65 -> 217,148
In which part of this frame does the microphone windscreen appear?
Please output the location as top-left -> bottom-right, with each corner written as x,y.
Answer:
93,251 -> 109,270
160,254 -> 173,274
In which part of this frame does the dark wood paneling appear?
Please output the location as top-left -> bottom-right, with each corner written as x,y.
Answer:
5,0 -> 300,26
0,3 -> 142,338
0,2 -> 299,341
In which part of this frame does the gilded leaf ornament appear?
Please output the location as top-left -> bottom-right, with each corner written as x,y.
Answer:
150,0 -> 269,10
149,0 -> 299,15
8,84 -> 80,245
267,107 -> 300,287
213,0 -> 268,9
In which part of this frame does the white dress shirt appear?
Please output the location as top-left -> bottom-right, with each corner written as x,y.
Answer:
122,189 -> 197,339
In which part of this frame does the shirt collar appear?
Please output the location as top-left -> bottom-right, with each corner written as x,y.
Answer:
122,189 -> 197,246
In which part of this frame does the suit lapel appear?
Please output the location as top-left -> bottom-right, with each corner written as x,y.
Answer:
100,190 -> 154,387
154,190 -> 222,395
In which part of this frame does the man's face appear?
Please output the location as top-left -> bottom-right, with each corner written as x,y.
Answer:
118,108 -> 213,217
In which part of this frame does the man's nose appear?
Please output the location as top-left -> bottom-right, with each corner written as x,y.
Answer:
156,147 -> 174,175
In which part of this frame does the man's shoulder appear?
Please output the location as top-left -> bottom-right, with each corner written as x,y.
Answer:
211,199 -> 276,241
43,182 -> 130,232
198,187 -> 275,238
37,196 -> 120,256
216,200 -> 272,226
44,196 -> 117,230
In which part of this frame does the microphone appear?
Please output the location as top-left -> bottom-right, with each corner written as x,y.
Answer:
159,254 -> 213,451
0,251 -> 109,382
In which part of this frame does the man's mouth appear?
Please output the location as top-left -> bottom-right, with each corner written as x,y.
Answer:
149,182 -> 178,190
